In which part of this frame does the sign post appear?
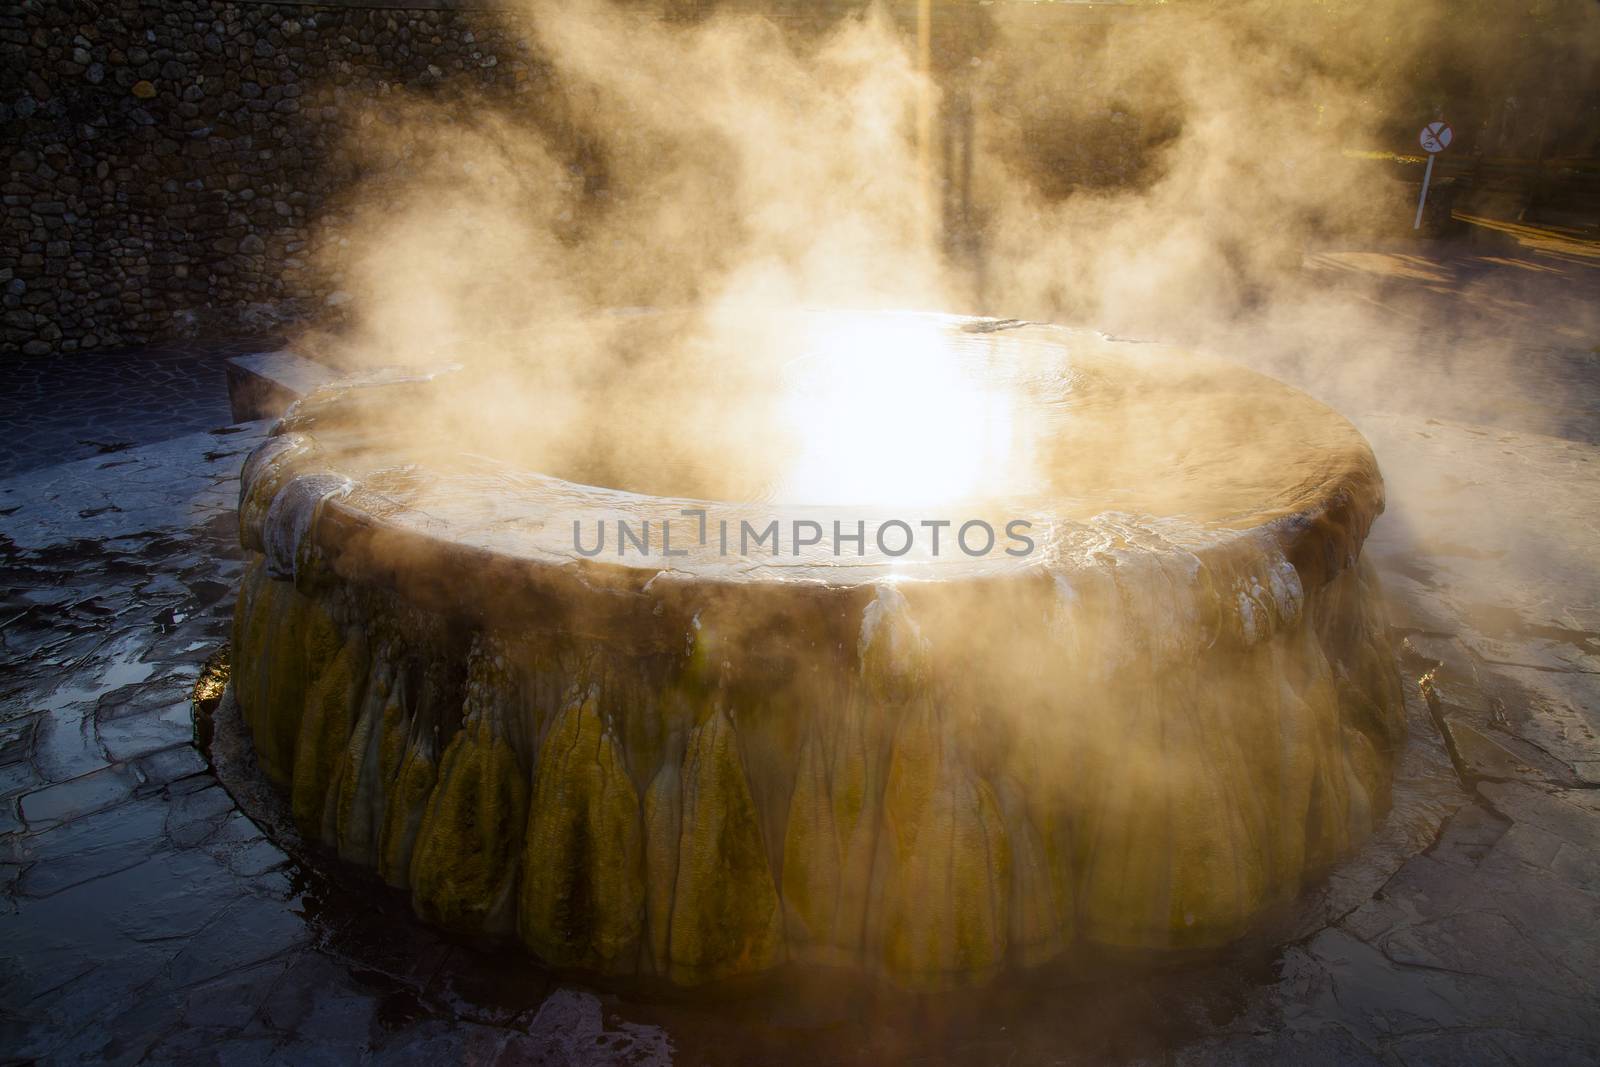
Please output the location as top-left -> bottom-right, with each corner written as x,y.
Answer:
1413,120 -> 1453,230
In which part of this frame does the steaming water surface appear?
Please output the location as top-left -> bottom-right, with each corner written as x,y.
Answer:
269,312 -> 1380,587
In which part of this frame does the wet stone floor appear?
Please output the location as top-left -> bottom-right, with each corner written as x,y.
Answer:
3,246 -> 1600,1064
0,338 -> 273,481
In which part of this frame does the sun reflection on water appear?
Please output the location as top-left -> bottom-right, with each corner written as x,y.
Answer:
774,313 -> 1030,508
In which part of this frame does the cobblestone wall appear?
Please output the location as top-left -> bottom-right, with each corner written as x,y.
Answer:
1,0 -> 1140,358
1,0 -> 545,356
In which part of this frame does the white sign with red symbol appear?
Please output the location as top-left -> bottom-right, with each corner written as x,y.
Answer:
1419,120 -> 1453,154
1413,119 -> 1453,230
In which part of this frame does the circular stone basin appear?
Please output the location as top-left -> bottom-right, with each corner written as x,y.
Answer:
230,311 -> 1403,989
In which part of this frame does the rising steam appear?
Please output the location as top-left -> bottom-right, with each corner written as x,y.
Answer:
302,0 -> 1600,500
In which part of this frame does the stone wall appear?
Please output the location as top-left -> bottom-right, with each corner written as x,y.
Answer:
0,0 -> 546,356
1,0 -> 1135,358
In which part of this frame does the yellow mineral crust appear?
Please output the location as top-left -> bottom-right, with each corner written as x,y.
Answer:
230,547 -> 1401,987
659,707 -> 786,984
517,692 -> 645,971
225,315 -> 1404,987
408,638 -> 529,934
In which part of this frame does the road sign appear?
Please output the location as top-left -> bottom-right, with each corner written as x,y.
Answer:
1414,120 -> 1453,230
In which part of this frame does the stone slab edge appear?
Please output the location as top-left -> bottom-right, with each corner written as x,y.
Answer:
225,349 -> 338,422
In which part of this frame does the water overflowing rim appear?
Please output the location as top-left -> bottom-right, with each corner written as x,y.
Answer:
248,313 -> 1385,633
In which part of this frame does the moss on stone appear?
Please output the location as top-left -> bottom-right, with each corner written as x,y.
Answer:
1157,676 -> 1273,948
409,642 -> 529,934
290,625 -> 368,838
877,698 -> 1010,987
378,723 -> 439,888
643,752 -> 682,976
1067,631 -> 1355,951
517,693 -> 644,972
229,535 -> 1405,986
660,707 -> 784,984
234,562 -> 316,786
995,747 -> 1073,968
230,556 -> 264,704
780,689 -> 886,965
780,726 -> 841,954
375,661 -> 452,888
333,654 -> 396,866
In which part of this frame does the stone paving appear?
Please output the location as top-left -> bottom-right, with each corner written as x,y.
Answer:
0,338 -> 275,480
0,421 -> 684,1064
2,237 -> 1599,1064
